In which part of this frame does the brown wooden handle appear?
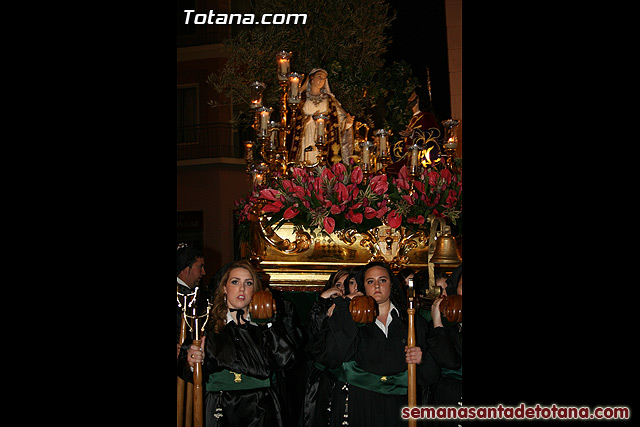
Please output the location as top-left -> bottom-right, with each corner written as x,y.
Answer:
248,290 -> 277,320
192,339 -> 203,427
440,294 -> 462,323
349,295 -> 378,324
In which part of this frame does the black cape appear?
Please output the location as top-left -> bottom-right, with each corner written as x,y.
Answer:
310,296 -> 439,427
178,314 -> 297,427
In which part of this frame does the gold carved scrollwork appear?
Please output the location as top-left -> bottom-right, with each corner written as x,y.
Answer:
336,228 -> 358,245
258,216 -> 311,255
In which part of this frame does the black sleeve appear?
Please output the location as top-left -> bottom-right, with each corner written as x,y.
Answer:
263,314 -> 297,371
427,324 -> 461,370
310,296 -> 359,369
415,314 -> 440,387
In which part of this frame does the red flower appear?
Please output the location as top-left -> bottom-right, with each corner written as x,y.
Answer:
364,206 -> 377,219
332,162 -> 346,180
260,188 -> 280,201
323,216 -> 335,234
445,190 -> 458,207
263,200 -> 283,213
293,185 -> 306,199
331,204 -> 344,215
292,167 -> 307,180
408,215 -> 425,225
440,168 -> 452,185
398,166 -> 410,181
402,194 -> 415,205
428,170 -> 439,187
369,174 -> 388,195
347,209 -> 363,224
387,210 -> 402,228
351,166 -> 363,184
321,167 -> 334,181
376,205 -> 389,219
281,180 -> 294,193
335,182 -> 349,202
283,206 -> 300,219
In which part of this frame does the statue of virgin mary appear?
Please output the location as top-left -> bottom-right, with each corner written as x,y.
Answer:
287,68 -> 354,166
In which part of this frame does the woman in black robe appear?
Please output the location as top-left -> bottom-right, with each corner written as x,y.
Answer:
178,260 -> 297,427
426,264 -> 462,427
310,261 -> 439,427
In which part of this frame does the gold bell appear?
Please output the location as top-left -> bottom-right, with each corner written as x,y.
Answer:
430,231 -> 462,265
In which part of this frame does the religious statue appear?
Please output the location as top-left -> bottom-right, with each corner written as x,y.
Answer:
387,88 -> 441,175
287,68 -> 355,166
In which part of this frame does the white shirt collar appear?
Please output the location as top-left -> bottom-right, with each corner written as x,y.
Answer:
374,301 -> 398,337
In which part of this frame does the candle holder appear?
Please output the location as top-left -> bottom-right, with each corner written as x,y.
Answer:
407,138 -> 424,179
244,140 -> 254,174
441,119 -> 460,172
312,113 -> 329,166
248,81 -> 266,109
255,106 -> 273,138
276,50 -> 291,82
374,128 -> 392,173
177,286 -> 213,343
287,72 -> 303,105
265,121 -> 280,163
359,139 -> 375,175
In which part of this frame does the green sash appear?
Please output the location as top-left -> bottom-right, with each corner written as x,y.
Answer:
205,369 -> 271,392
441,365 -> 462,380
339,360 -> 408,395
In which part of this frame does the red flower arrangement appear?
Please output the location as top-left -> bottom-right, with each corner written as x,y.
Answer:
235,163 -> 462,238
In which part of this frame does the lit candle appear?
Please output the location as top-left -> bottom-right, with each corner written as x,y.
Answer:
255,106 -> 272,137
248,81 -> 265,109
375,129 -> 390,157
276,51 -> 291,81
317,118 -> 325,137
287,72 -> 302,104
444,137 -> 457,149
410,147 -> 419,168
362,144 -> 370,165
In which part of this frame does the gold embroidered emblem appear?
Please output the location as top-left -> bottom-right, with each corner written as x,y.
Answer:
230,371 -> 242,383
380,376 -> 388,382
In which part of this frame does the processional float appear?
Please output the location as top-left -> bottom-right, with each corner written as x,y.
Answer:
241,50 -> 462,293
238,50 -> 463,420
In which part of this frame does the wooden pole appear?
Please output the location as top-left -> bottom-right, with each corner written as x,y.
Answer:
407,278 -> 417,427
192,302 -> 203,427
177,298 -> 188,427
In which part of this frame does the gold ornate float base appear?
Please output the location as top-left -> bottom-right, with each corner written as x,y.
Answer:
242,214 -> 461,291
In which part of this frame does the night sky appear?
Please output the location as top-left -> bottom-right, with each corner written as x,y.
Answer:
385,0 -> 451,123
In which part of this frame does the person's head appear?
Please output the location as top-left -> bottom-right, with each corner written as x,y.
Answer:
211,260 -> 262,332
324,267 -> 351,293
345,265 -> 365,296
435,271 -> 449,296
177,244 -> 206,289
445,264 -> 462,297
309,69 -> 328,92
219,260 -> 262,310
359,261 -> 406,318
